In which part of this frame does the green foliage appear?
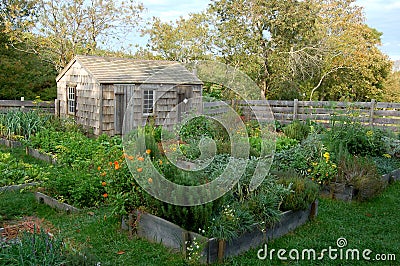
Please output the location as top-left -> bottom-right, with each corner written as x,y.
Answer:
0,228 -> 67,265
276,172 -> 320,211
324,119 -> 387,157
272,136 -> 323,177
337,155 -> 385,201
283,120 -> 310,141
0,149 -> 49,187
0,110 -> 52,140
0,38 -> 57,100
275,136 -> 298,152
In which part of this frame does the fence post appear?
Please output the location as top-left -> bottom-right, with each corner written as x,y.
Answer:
21,97 -> 25,110
369,99 -> 376,126
293,99 -> 298,121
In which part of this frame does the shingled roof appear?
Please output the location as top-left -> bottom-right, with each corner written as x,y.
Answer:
56,55 -> 203,85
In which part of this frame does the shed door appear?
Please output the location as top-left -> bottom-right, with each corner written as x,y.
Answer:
114,85 -> 135,135
177,85 -> 193,122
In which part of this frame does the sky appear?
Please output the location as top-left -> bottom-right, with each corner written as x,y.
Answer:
135,0 -> 400,61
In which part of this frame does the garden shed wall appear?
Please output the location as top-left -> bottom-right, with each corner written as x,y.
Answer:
56,55 -> 203,136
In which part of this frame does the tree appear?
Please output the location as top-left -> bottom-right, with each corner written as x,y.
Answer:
0,0 -> 56,100
306,0 -> 391,101
382,69 -> 400,102
145,12 -> 213,63
209,0 -> 318,99
2,0 -> 144,71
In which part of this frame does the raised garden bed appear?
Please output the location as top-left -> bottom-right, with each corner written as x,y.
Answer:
25,147 -> 57,165
122,200 -> 318,264
0,182 -> 40,193
321,168 -> 400,201
0,138 -> 23,148
34,192 -> 80,213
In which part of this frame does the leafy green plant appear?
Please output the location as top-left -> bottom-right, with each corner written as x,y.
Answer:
0,227 -> 66,265
337,155 -> 385,201
283,120 -> 310,141
0,149 -> 49,187
0,110 -> 51,140
275,136 -> 298,152
276,171 -> 320,211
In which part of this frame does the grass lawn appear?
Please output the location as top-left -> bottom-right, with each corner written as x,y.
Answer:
1,182 -> 399,266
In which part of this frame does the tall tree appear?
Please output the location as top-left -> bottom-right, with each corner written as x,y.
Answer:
145,12 -> 213,63
209,0 -> 318,99
307,0 -> 391,101
2,0 -> 144,71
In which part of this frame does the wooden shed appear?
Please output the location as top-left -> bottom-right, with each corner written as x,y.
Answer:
56,55 -> 203,135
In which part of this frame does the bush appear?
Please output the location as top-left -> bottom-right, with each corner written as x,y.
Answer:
275,171 -> 320,211
283,120 -> 310,141
324,121 -> 387,157
337,155 -> 385,201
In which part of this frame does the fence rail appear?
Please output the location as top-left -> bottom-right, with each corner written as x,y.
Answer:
204,99 -> 400,132
0,100 -> 55,113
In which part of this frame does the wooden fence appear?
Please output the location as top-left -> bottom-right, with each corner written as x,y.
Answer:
204,99 -> 400,132
0,100 -> 55,113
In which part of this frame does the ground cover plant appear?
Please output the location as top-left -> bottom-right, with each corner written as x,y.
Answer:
0,146 -> 49,187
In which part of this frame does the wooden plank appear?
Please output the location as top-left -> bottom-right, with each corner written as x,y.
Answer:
374,110 -> 400,117
373,118 -> 400,124
203,101 -> 227,108
376,102 -> 400,109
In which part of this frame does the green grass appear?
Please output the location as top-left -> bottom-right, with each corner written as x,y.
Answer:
1,182 -> 399,265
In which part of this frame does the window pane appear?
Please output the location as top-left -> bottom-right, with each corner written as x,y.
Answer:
143,90 -> 154,114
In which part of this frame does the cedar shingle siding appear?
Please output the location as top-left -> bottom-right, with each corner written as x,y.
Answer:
56,55 -> 203,135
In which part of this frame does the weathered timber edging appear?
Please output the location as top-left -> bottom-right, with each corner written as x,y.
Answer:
25,147 -> 57,165
321,168 -> 400,201
0,138 -> 23,148
35,192 -> 80,213
0,182 -> 40,193
122,200 -> 318,264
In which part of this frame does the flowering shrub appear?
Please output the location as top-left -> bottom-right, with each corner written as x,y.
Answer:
309,152 -> 338,183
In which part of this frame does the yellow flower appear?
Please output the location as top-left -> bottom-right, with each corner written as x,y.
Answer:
146,149 -> 151,155
383,154 -> 391,159
366,130 -> 374,137
148,178 -> 153,184
323,152 -> 330,162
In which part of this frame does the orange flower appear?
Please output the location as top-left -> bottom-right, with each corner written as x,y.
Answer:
158,159 -> 163,165
138,156 -> 144,162
146,149 -> 151,155
109,162 -> 113,166
148,178 -> 153,184
128,155 -> 134,160
102,193 -> 108,198
114,161 -> 120,170
101,181 -> 107,186
137,168 -> 143,173
97,166 -> 101,171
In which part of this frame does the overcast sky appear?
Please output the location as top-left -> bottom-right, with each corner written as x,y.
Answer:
137,0 -> 400,61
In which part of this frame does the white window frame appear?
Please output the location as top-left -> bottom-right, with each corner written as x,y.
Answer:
143,89 -> 155,115
67,85 -> 76,114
